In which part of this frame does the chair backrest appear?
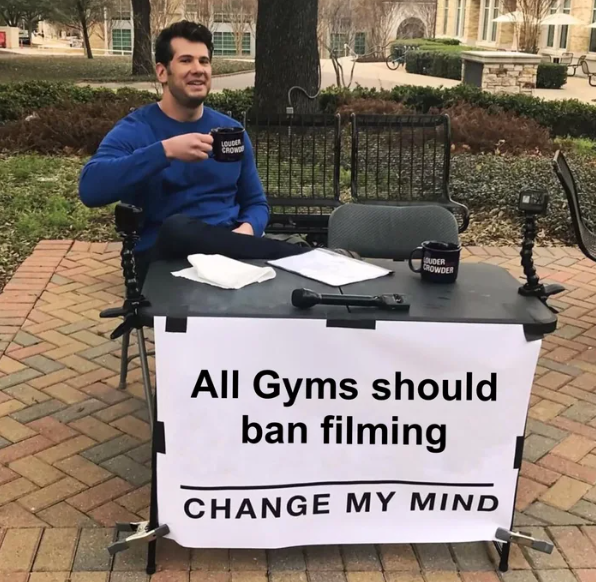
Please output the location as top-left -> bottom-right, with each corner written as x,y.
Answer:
327,203 -> 460,260
581,59 -> 595,75
560,52 -> 573,65
243,111 -> 341,234
552,149 -> 596,261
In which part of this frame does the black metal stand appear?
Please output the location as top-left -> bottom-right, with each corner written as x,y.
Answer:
518,213 -> 565,312
103,204 -> 168,563
494,538 -> 511,572
99,203 -> 154,430
494,527 -> 553,571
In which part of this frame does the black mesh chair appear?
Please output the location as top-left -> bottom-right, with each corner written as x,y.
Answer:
328,204 -> 460,260
553,150 -> 596,261
350,113 -> 469,233
243,111 -> 342,243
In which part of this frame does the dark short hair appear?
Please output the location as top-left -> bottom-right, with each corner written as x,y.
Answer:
155,20 -> 214,66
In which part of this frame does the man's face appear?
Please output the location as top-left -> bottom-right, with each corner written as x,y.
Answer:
157,37 -> 212,108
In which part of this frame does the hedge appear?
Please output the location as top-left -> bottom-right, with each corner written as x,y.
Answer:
536,62 -> 567,89
319,84 -> 596,139
3,81 -> 596,140
405,51 -> 462,80
391,39 -> 472,54
404,52 -> 567,88
0,80 -> 253,125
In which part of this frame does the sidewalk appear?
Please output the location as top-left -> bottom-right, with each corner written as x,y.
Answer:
0,240 -> 595,581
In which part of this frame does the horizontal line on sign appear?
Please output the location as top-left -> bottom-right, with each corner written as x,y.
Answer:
180,480 -> 495,491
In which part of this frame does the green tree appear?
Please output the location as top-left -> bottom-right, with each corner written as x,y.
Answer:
0,0 -> 26,26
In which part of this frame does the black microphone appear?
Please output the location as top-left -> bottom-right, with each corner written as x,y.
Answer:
291,288 -> 409,311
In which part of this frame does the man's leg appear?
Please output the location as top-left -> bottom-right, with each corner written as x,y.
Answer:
152,215 -> 310,262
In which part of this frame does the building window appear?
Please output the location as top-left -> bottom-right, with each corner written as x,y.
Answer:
186,0 -> 199,17
112,29 -> 132,52
213,31 -> 251,55
443,0 -> 449,34
354,32 -> 366,55
591,0 -> 596,51
559,0 -> 571,49
330,33 -> 349,55
491,0 -> 499,41
112,0 -> 131,20
481,0 -> 490,40
213,31 -> 236,55
480,0 -> 498,41
546,0 -> 557,47
455,0 -> 463,36
242,32 -> 251,55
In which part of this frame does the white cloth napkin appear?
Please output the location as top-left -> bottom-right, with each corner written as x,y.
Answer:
171,254 -> 276,289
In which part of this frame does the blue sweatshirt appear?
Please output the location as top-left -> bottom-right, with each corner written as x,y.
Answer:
79,103 -> 270,252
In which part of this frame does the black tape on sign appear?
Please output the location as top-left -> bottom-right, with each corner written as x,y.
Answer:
523,324 -> 544,342
166,305 -> 190,333
155,421 -> 166,454
166,317 -> 187,333
514,435 -> 524,469
326,320 -> 376,330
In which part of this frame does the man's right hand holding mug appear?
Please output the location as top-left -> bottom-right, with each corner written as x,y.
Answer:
162,133 -> 214,162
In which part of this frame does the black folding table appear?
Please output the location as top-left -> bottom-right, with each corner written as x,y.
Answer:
112,258 -> 558,573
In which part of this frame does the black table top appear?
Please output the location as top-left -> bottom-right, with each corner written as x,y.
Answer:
139,257 -> 557,336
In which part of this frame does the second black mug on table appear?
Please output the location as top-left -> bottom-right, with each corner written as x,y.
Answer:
209,127 -> 245,162
408,240 -> 461,284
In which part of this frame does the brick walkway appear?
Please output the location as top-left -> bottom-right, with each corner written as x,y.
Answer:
0,240 -> 595,582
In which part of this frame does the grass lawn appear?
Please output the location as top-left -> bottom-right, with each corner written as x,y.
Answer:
0,54 -> 255,83
0,154 -> 115,291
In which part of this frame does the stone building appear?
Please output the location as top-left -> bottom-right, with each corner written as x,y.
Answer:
434,0 -> 596,59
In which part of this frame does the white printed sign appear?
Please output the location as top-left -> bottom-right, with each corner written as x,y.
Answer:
154,316 -> 540,549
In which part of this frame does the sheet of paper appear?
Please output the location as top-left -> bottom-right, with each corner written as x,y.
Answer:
267,249 -> 392,286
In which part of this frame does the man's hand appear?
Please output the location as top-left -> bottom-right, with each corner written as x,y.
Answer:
162,133 -> 213,162
232,223 -> 254,236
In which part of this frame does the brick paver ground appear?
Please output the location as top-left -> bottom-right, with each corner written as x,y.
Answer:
0,240 -> 596,581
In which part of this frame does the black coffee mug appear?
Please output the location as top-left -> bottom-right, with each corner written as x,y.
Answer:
408,241 -> 461,284
210,127 -> 245,162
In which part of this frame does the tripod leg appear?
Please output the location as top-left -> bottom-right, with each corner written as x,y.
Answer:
118,330 -> 131,390
136,327 -> 154,432
499,541 -> 511,572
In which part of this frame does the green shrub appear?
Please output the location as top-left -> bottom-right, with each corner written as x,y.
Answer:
206,88 -> 255,120
0,81 -> 252,125
319,84 -> 596,140
434,38 -> 461,45
0,81 -> 158,124
405,51 -> 462,80
0,87 -> 254,155
392,39 -> 475,54
451,152 -> 596,246
536,63 -> 567,89
5,80 -> 596,143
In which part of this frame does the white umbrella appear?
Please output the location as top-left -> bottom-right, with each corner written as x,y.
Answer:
540,13 -> 584,25
586,21 -> 596,28
492,11 -> 538,23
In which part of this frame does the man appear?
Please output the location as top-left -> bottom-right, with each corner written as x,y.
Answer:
79,20 -> 305,283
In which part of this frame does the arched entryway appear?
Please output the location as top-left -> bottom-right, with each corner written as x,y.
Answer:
397,17 -> 426,39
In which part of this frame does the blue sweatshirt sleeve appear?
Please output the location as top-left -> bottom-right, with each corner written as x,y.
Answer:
235,133 -> 270,237
79,117 -> 171,208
